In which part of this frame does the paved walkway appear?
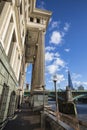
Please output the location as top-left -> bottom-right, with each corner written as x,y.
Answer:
3,104 -> 42,130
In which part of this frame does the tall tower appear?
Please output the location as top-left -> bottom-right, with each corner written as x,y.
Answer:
68,70 -> 74,90
66,70 -> 73,102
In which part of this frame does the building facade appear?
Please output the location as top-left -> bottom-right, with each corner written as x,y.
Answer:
0,0 -> 51,128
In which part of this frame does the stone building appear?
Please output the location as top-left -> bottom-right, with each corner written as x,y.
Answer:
0,0 -> 51,128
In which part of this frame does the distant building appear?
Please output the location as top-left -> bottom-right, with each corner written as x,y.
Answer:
26,83 -> 29,90
78,85 -> 84,90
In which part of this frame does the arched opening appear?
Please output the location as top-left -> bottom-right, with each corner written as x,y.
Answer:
0,83 -> 9,121
7,91 -> 16,118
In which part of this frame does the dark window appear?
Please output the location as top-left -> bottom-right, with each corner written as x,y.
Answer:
0,1 -> 5,15
0,83 -> 9,118
29,0 -> 30,4
30,17 -> 33,22
10,15 -> 13,22
37,18 -> 40,23
20,2 -> 22,14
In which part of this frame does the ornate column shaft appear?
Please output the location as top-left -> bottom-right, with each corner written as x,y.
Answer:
31,30 -> 45,91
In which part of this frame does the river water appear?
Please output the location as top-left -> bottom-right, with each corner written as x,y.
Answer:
76,104 -> 87,121
48,101 -> 87,121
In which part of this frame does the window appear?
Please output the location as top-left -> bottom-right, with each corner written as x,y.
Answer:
30,17 -> 33,22
10,15 -> 13,22
20,2 -> 22,15
0,83 -> 9,119
37,18 -> 40,23
29,0 -> 30,4
22,29 -> 24,36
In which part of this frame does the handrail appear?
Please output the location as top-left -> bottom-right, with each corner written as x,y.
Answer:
60,113 -> 79,130
44,106 -> 80,130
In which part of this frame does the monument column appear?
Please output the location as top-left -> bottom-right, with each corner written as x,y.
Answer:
31,30 -> 48,109
32,29 -> 45,91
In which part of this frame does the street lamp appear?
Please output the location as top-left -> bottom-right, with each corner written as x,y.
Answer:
53,75 -> 59,120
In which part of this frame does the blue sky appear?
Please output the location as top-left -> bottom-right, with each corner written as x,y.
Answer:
26,0 -> 87,90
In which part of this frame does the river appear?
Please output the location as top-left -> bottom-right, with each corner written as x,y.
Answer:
76,104 -> 87,121
48,101 -> 87,121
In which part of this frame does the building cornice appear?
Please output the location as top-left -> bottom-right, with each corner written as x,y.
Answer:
30,0 -> 52,29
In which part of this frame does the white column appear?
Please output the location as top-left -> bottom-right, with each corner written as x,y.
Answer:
13,47 -> 18,75
5,23 -> 14,55
10,42 -> 17,68
34,17 -> 37,23
16,54 -> 22,80
32,30 -> 45,90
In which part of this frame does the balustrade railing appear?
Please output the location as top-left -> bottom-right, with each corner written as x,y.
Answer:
44,106 -> 80,130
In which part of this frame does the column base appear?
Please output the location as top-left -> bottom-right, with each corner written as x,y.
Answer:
30,90 -> 48,111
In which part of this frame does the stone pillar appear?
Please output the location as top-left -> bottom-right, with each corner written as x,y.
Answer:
30,30 -> 48,109
66,87 -> 73,102
16,53 -> 22,80
32,30 -> 45,91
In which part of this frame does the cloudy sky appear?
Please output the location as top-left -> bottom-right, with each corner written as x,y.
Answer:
26,0 -> 87,90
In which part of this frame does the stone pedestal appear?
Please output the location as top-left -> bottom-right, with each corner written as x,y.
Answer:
30,90 -> 48,111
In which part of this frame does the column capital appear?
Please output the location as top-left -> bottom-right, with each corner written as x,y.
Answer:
38,28 -> 46,33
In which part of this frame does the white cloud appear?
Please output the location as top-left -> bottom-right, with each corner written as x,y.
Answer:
45,51 -> 60,63
45,52 -> 54,62
83,82 -> 87,86
54,58 -> 65,67
49,17 -> 52,24
73,81 -> 87,87
47,65 -> 59,74
45,50 -> 66,75
56,74 -> 65,83
64,23 -> 70,32
52,21 -> 59,28
50,31 -> 63,45
45,46 -> 55,51
64,48 -> 70,52
73,81 -> 81,86
54,52 -> 60,57
72,73 -> 82,80
51,74 -> 65,83
49,21 -> 60,30
72,80 -> 87,90
46,57 -> 65,75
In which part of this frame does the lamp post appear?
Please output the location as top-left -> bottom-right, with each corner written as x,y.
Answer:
53,75 -> 59,120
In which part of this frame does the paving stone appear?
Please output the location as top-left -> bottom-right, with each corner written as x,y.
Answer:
3,103 -> 42,130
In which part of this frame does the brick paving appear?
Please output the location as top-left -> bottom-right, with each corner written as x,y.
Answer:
3,104 -> 42,130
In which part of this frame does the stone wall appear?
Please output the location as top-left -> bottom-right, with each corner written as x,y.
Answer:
41,112 -> 74,130
0,42 -> 18,129
59,102 -> 77,115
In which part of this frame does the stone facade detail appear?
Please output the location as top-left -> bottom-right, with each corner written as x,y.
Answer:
0,0 -> 52,127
